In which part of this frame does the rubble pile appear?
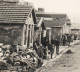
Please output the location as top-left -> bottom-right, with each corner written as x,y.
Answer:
0,44 -> 43,72
0,61 -> 8,70
65,49 -> 73,54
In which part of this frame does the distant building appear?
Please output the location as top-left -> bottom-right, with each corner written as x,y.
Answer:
71,29 -> 80,35
71,24 -> 80,40
36,13 -> 71,41
0,0 -> 37,49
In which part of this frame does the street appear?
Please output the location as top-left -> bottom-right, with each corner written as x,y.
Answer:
0,0 -> 80,72
37,44 -> 80,72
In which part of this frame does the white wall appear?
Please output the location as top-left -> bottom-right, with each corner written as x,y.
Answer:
22,13 -> 34,49
62,23 -> 71,34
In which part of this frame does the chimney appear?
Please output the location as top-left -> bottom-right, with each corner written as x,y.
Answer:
38,8 -> 45,13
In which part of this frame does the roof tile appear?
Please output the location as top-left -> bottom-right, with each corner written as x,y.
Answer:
0,2 -> 33,24
36,13 -> 67,27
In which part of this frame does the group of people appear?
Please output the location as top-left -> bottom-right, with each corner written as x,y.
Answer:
62,35 -> 71,46
51,38 -> 60,55
33,38 -> 46,59
33,37 -> 60,59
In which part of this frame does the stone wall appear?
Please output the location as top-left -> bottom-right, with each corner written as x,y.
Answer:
0,24 -> 23,45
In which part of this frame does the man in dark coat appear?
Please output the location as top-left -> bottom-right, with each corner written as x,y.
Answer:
51,38 -> 56,45
48,44 -> 54,59
62,35 -> 66,46
42,37 -> 48,48
37,44 -> 43,58
68,35 -> 71,45
33,38 -> 39,52
42,37 -> 48,59
55,38 -> 60,55
34,38 -> 39,46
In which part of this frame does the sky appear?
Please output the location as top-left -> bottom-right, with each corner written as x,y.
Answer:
20,0 -> 80,26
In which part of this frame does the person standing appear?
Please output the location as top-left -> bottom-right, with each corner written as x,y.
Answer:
68,35 -> 71,45
37,44 -> 43,58
33,38 -> 39,52
35,38 -> 39,46
42,37 -> 48,48
16,43 -> 22,53
51,37 -> 56,45
62,35 -> 66,46
55,38 -> 60,55
48,44 -> 54,59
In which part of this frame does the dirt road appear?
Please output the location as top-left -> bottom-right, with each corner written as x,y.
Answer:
37,44 -> 80,72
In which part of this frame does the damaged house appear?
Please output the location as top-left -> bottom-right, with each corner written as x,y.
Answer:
36,13 -> 71,41
0,0 -> 37,49
34,17 -> 52,45
34,17 -> 46,44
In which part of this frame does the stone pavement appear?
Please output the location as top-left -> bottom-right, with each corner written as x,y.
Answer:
36,40 -> 80,72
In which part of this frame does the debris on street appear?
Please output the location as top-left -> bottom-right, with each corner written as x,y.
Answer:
65,49 -> 73,54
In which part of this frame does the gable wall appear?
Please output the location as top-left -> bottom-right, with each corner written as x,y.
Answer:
22,13 -> 34,49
